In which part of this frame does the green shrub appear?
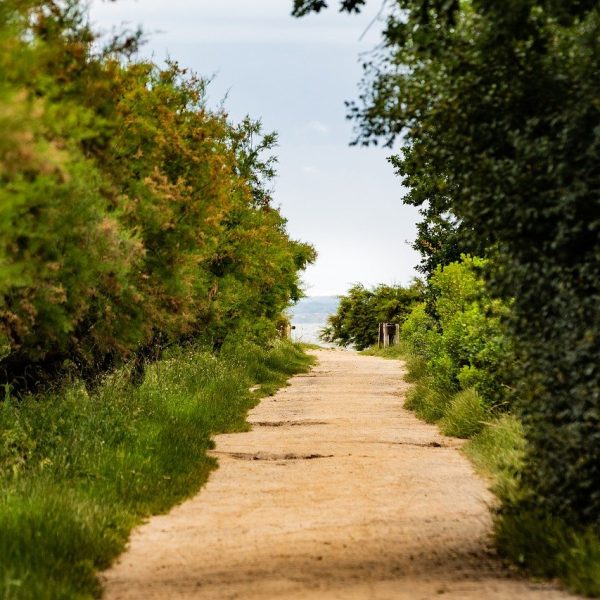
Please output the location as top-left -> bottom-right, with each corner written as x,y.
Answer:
464,414 -> 525,500
400,302 -> 436,359
0,1 -> 315,386
321,281 -> 424,349
405,380 -> 450,423
400,257 -> 513,412
428,352 -> 458,398
440,388 -> 486,439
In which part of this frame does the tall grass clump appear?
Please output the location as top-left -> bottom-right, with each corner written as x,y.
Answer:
404,380 -> 451,424
463,414 -> 525,499
0,341 -> 312,599
439,389 -> 486,439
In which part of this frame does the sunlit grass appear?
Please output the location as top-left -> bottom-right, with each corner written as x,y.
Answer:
0,340 -> 313,599
361,342 -> 408,360
439,388 -> 487,439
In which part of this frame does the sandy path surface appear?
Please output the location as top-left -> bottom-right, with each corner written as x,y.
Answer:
102,350 -> 577,599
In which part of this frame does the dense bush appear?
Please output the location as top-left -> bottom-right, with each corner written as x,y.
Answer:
361,256 -> 512,437
0,1 -> 315,387
320,280 -> 423,349
402,256 -> 513,412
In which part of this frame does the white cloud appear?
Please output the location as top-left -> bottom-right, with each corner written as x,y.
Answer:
307,120 -> 330,134
302,165 -> 321,175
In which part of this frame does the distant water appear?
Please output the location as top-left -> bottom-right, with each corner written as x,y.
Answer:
291,322 -> 327,345
288,296 -> 340,346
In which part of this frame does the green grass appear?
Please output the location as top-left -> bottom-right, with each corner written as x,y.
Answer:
439,388 -> 487,439
403,354 -> 428,382
465,412 -> 600,597
404,378 -> 451,423
495,510 -> 600,597
361,342 -> 408,360
463,413 -> 525,498
0,339 -> 313,599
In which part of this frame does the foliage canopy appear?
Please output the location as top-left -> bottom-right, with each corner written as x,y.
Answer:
321,280 -> 424,349
0,0 -> 315,386
291,0 -> 366,17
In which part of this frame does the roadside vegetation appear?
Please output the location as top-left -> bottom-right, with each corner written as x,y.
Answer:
0,2 -> 315,598
0,339 -> 312,599
320,281 -> 424,350
0,1 -> 315,390
336,254 -> 600,596
304,0 -> 600,595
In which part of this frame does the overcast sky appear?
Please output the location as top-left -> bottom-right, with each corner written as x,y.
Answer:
91,0 -> 420,296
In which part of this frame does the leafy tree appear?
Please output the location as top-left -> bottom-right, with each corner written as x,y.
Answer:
423,256 -> 513,408
0,0 -> 315,386
321,280 -> 424,349
292,0 -> 366,17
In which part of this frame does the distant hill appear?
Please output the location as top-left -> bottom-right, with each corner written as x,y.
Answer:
288,296 -> 340,324
287,296 -> 340,345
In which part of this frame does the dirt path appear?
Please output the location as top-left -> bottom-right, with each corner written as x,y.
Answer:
102,350 -> 577,599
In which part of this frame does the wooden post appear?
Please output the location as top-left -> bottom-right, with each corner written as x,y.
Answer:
378,323 -> 401,347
